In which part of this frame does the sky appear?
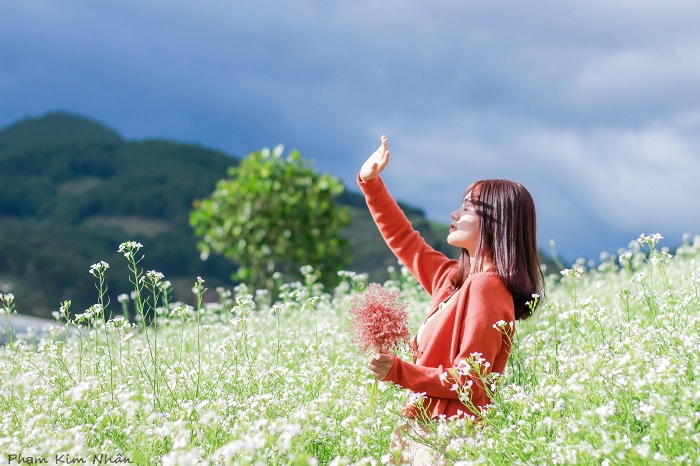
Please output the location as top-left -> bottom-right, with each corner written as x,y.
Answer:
2,0 -> 699,263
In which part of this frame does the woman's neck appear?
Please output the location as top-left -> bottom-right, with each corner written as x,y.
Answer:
470,257 -> 494,274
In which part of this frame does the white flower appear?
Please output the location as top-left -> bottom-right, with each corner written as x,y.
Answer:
407,392 -> 427,406
89,261 -> 110,276
302,296 -> 319,312
269,303 -> 283,318
192,276 -> 206,294
73,303 -> 104,324
118,241 -> 143,257
561,267 -> 584,280
52,300 -> 72,321
637,233 -> 663,246
634,443 -> 651,459
595,401 -> 615,420
106,316 -> 133,330
140,270 -> 165,284
170,304 -> 194,320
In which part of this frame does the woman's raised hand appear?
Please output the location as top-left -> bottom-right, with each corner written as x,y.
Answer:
360,135 -> 391,182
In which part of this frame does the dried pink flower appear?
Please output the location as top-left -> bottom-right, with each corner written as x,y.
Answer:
348,283 -> 411,354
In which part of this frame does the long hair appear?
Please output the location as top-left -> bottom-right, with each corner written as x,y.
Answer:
449,179 -> 543,320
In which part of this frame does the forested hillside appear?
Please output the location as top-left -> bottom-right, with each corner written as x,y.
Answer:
0,112 -> 465,318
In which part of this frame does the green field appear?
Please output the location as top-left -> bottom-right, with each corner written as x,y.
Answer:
1,233 -> 698,465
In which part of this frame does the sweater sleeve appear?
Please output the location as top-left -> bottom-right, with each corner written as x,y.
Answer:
357,174 -> 456,295
383,274 -> 514,402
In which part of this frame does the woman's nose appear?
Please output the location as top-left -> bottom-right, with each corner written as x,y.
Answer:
451,209 -> 459,220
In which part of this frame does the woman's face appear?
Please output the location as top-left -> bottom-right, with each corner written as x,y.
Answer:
447,190 -> 481,254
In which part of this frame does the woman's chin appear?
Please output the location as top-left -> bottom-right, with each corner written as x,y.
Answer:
446,235 -> 458,248
447,233 -> 474,251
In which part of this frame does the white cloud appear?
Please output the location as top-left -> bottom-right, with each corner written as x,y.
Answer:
515,119 -> 700,225
361,109 -> 700,259
573,44 -> 700,102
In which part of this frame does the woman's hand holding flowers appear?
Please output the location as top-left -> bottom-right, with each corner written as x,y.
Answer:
368,350 -> 395,381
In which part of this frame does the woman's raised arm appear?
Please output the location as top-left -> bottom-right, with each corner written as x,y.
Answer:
357,136 -> 456,295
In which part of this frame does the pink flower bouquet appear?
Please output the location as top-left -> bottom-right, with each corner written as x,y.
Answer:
348,283 -> 411,354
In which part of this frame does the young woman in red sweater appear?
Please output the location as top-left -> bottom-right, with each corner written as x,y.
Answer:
358,136 -> 542,463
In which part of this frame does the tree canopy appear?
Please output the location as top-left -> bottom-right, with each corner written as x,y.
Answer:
190,146 -> 350,291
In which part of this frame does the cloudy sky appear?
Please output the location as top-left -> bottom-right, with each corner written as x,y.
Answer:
2,0 -> 699,263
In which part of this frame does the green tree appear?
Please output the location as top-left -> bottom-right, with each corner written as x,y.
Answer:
190,146 -> 350,291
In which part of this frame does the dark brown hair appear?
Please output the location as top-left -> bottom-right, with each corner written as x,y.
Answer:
449,179 -> 543,319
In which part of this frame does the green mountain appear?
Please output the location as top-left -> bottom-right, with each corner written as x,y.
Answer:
0,111 -> 122,152
0,111 -> 458,318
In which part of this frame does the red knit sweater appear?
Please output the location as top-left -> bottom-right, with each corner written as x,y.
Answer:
358,175 -> 515,420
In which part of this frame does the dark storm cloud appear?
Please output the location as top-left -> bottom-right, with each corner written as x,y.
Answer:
2,0 -> 700,261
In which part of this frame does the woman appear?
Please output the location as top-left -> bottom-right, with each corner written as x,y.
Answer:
358,136 -> 542,464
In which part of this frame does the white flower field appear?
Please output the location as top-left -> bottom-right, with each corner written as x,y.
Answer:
1,234 -> 699,465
